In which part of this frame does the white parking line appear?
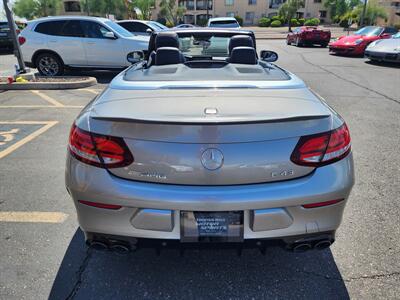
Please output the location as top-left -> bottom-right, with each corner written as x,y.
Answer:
0,121 -> 58,159
0,212 -> 68,223
31,90 -> 65,107
80,88 -> 101,95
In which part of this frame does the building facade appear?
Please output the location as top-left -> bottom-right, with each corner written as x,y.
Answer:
377,0 -> 400,26
151,0 -> 331,25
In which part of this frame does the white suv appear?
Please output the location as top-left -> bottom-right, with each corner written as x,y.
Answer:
19,16 -> 149,76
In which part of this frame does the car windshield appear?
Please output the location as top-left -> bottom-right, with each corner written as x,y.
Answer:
209,20 -> 239,28
354,26 -> 382,36
148,21 -> 168,30
392,32 -> 400,38
179,35 -> 231,58
105,20 -> 133,37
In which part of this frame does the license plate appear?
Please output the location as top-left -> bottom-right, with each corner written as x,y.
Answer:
180,211 -> 243,242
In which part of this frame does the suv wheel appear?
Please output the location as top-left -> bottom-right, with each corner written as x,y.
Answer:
36,53 -> 64,76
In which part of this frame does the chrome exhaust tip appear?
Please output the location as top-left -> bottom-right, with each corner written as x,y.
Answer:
110,243 -> 131,254
314,240 -> 332,250
89,240 -> 108,251
292,243 -> 312,253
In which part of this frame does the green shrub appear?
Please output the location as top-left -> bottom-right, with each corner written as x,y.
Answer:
304,18 -> 320,26
258,17 -> 271,27
290,18 -> 300,26
166,21 -> 174,28
235,15 -> 243,26
271,15 -> 285,23
270,20 -> 282,27
298,18 -> 305,25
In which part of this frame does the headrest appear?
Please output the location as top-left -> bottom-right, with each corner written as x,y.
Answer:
229,47 -> 257,65
155,47 -> 184,66
228,35 -> 254,54
155,32 -> 180,49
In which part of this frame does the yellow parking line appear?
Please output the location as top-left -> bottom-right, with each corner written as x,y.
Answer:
80,88 -> 100,95
0,121 -> 58,159
31,90 -> 65,107
0,105 -> 84,109
0,212 -> 68,223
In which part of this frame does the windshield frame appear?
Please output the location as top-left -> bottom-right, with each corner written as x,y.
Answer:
354,26 -> 383,37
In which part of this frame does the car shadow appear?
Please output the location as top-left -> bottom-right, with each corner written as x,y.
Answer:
65,70 -> 121,84
365,60 -> 400,68
49,229 -> 349,299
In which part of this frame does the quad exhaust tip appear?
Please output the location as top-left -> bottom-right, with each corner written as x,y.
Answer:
88,240 -> 134,254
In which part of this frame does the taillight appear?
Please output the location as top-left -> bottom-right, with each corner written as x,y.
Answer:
78,200 -> 122,210
18,36 -> 26,45
291,123 -> 351,167
302,199 -> 344,209
68,124 -> 133,168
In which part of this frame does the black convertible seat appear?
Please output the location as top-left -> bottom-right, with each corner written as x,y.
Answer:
228,46 -> 257,65
155,32 -> 180,49
155,47 -> 185,66
228,35 -> 255,54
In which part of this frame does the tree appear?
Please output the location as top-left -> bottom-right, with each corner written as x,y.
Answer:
159,0 -> 186,26
323,0 -> 361,23
353,0 -> 387,25
133,0 -> 155,20
278,0 -> 304,32
13,0 -> 61,19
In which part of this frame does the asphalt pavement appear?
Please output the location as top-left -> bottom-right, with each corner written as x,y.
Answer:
0,40 -> 399,300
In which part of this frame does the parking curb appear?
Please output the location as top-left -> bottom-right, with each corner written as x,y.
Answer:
0,77 -> 97,90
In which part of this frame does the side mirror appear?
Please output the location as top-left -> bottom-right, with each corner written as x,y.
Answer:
260,50 -> 278,62
381,33 -> 391,39
146,28 -> 153,35
127,51 -> 145,64
104,31 -> 117,39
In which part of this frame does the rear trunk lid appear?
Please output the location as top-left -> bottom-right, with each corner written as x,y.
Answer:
89,88 -> 333,185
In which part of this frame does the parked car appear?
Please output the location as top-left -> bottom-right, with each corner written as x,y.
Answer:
207,17 -> 240,28
19,16 -> 149,76
364,32 -> 400,63
66,29 -> 354,253
174,24 -> 198,29
116,20 -> 168,36
0,21 -> 20,51
329,26 -> 397,56
286,26 -> 331,47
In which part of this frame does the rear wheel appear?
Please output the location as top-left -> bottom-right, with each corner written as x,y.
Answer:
296,37 -> 303,47
35,52 -> 64,76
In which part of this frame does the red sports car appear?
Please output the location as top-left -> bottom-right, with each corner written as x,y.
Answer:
286,26 -> 331,47
329,26 -> 397,56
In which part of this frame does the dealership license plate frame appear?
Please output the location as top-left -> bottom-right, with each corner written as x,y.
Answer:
180,211 -> 244,243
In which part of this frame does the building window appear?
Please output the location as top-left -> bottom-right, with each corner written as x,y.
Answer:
179,0 -> 195,10
226,12 -> 235,17
248,0 -> 257,4
245,12 -> 255,22
196,0 -> 212,10
319,10 -> 327,18
269,0 -> 285,9
225,0 -> 234,6
314,0 -> 322,2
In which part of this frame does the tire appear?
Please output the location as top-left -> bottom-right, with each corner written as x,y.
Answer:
286,37 -> 291,45
296,37 -> 303,47
321,43 -> 328,48
35,52 -> 64,76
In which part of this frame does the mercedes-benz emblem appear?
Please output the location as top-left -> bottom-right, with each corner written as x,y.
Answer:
201,148 -> 224,170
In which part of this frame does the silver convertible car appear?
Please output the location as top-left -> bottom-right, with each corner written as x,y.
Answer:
365,32 -> 400,63
66,29 -> 354,253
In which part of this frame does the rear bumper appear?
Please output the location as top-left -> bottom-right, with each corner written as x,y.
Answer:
66,153 -> 354,240
365,50 -> 400,63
